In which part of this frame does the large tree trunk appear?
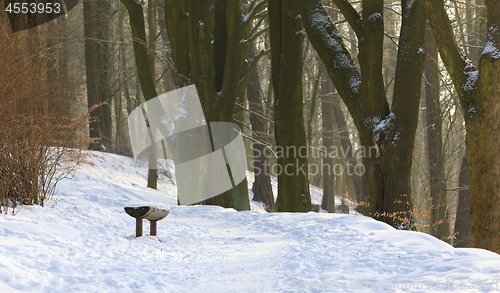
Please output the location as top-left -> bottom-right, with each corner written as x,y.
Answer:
247,47 -> 274,211
299,0 -> 426,226
425,0 -> 500,253
164,0 -> 257,210
467,73 -> 500,252
192,0 -> 246,210
269,0 -> 311,212
466,101 -> 500,252
424,23 -> 448,240
83,0 -> 113,150
377,0 -> 426,226
164,0 -> 191,87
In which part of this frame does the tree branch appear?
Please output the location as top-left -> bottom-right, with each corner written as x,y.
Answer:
237,48 -> 271,99
246,25 -> 269,44
299,0 -> 363,126
423,0 -> 475,100
120,0 -> 158,101
244,0 -> 268,25
391,0 -> 427,143
249,15 -> 266,36
332,0 -> 362,38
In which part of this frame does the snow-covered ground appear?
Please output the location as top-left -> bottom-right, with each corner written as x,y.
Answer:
1,151 -> 500,292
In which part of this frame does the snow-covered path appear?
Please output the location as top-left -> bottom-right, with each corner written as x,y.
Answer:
1,152 -> 499,292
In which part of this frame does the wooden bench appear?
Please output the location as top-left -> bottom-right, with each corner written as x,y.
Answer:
124,206 -> 169,237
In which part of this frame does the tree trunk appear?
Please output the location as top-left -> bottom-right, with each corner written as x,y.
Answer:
146,0 -> 159,190
115,59 -> 123,146
119,6 -> 133,116
83,0 -> 101,149
270,0 -> 311,212
148,0 -> 156,85
424,23 -> 448,240
121,0 -> 159,189
156,2 -> 176,92
299,0 -> 426,226
191,0 -> 243,210
467,86 -> 500,252
332,94 -> 366,208
454,152 -> 472,247
247,47 -> 274,211
321,68 -> 335,213
83,0 -> 113,150
306,66 -> 322,147
164,0 -> 191,87
95,0 -> 113,146
425,0 -> 500,253
164,0 -> 256,210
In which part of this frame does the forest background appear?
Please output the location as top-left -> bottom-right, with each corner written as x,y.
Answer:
1,0 -> 499,254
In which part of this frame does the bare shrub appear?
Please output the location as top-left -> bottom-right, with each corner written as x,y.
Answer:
0,17 -> 92,214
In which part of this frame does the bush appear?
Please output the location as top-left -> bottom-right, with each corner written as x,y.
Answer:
0,16 -> 89,214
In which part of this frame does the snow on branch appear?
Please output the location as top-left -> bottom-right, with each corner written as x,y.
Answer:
299,0 -> 362,122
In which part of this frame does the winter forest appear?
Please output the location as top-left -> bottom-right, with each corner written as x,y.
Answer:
1,0 -> 500,290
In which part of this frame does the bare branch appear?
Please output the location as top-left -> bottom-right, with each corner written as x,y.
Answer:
332,0 -> 362,38
299,0 -> 363,124
423,0 -> 475,101
244,0 -> 268,25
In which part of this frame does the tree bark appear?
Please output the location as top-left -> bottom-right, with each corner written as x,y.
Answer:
247,47 -> 274,211
94,0 -> 113,146
83,0 -> 101,149
299,0 -> 426,226
119,6 -> 133,116
332,94 -> 365,208
270,0 -> 311,212
148,0 -> 157,85
164,0 -> 263,210
425,0 -> 500,253
121,0 -> 159,189
306,66 -> 322,147
424,23 -> 448,240
164,0 -> 191,87
156,1 -> 176,92
321,68 -> 335,213
454,152 -> 472,247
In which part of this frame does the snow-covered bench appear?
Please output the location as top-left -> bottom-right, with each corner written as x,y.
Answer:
124,206 -> 169,237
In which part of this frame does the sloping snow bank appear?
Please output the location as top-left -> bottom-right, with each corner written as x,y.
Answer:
1,151 -> 499,292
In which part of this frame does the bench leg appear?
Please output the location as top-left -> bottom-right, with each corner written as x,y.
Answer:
136,218 -> 143,237
150,220 -> 157,236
